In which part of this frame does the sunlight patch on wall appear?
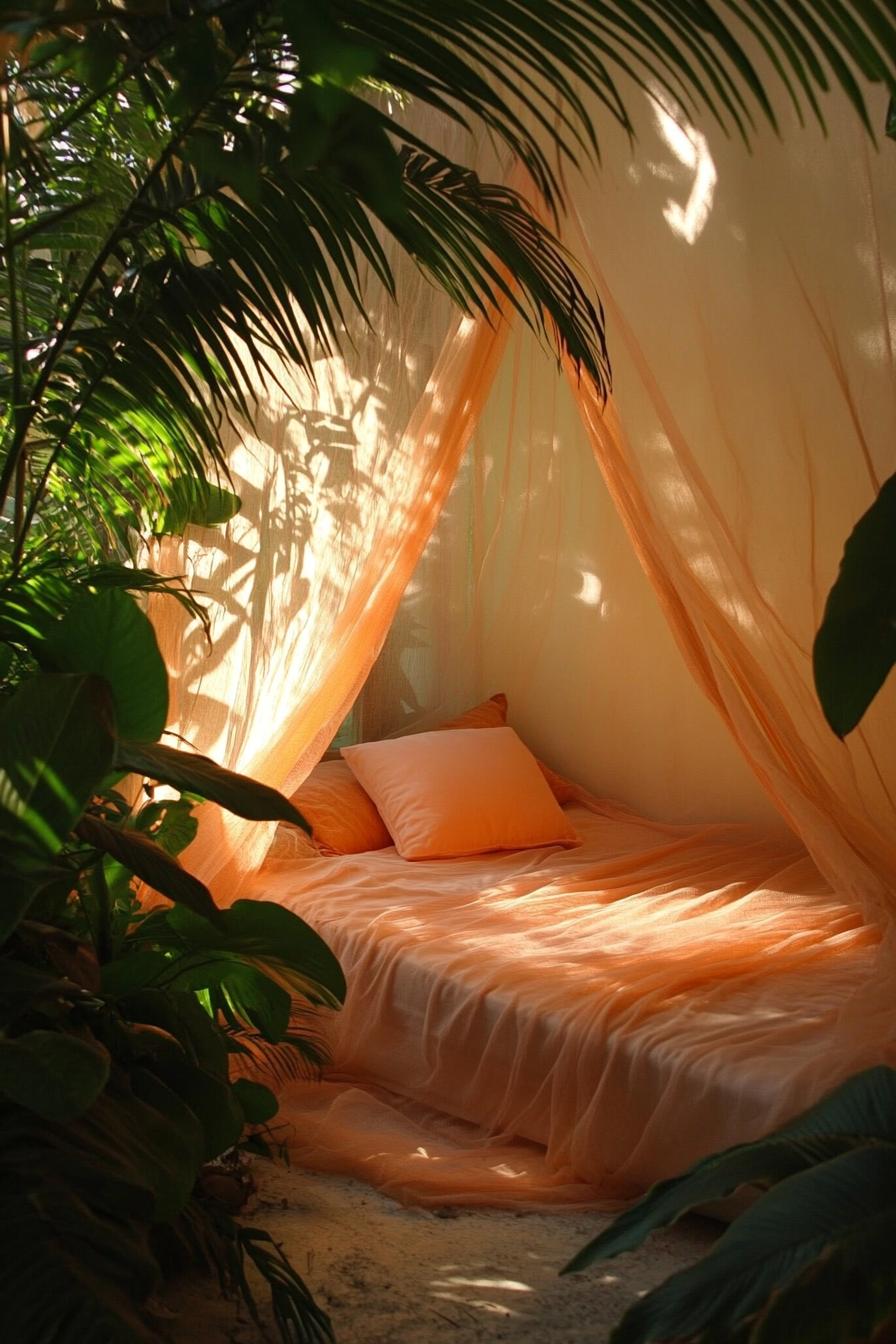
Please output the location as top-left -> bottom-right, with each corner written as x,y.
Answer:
650,92 -> 717,245
575,569 -> 603,607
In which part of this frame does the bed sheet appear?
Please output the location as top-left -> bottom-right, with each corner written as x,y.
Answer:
255,792 -> 886,1206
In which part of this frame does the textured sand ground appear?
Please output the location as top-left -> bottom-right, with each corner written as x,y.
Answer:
161,1162 -> 720,1343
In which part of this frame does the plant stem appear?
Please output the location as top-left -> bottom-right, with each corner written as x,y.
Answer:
1,55 -> 25,545
88,860 -> 114,966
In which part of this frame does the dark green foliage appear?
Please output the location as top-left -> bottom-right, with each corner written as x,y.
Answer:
565,1066 -> 896,1343
0,673 -> 115,853
0,1030 -> 111,1120
115,740 -> 312,830
813,471 -> 896,737
38,588 -> 170,742
0,583 -> 340,1343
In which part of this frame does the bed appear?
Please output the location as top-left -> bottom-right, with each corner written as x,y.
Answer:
251,700 -> 886,1209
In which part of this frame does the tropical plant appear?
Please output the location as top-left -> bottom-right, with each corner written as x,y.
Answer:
563,1065 -> 896,1344
4,0 -> 896,582
813,468 -> 896,737
0,578 -> 345,1343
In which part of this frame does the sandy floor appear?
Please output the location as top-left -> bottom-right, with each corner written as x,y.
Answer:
161,1161 -> 720,1343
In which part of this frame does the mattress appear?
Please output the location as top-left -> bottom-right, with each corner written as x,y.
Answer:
255,791 -> 885,1206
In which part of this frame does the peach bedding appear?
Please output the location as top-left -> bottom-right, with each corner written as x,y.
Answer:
257,788 -> 886,1208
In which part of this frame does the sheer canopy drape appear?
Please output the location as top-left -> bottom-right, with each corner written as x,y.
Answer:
560,81 -> 896,925
150,252 -> 512,901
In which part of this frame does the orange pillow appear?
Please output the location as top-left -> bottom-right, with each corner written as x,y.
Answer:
289,760 -> 393,855
434,692 -> 508,732
341,727 -> 581,861
537,759 -> 578,805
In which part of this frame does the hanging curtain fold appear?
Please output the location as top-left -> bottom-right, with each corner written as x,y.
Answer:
150,259 -> 513,902
555,83 -> 896,924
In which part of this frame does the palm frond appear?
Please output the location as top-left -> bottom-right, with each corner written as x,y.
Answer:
227,1000 -> 334,1087
3,0 -> 895,571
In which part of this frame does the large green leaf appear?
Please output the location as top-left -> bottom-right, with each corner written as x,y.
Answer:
126,1067 -> 206,1221
165,899 -> 346,1009
0,855 -> 67,948
606,1145 -> 896,1344
140,1053 -> 244,1162
814,472 -> 896,736
0,672 -> 115,857
75,813 -> 222,926
39,589 -> 169,743
750,1168 -> 896,1343
566,1065 -> 896,1274
154,474 -> 242,536
0,1031 -> 110,1121
0,1181 -> 163,1344
115,739 -> 311,829
155,950 -> 294,1042
231,1077 -> 279,1126
116,987 -> 230,1080
563,1133 -> 854,1275
132,797 -> 198,857
99,950 -> 173,999
774,1063 -> 896,1143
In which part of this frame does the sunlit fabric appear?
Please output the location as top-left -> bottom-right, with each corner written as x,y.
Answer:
148,253 -> 512,898
257,793 -> 883,1207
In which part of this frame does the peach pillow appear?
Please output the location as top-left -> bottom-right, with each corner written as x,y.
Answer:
289,760 -> 393,855
340,727 -> 581,861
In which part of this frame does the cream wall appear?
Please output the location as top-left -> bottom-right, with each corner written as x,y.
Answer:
462,330 -> 781,824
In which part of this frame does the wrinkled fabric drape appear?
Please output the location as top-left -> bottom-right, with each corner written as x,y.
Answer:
559,85 -> 896,924
149,265 -> 512,901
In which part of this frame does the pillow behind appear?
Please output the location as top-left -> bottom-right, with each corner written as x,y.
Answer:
434,692 -> 508,732
341,726 -> 581,861
289,759 -> 393,856
432,692 -> 577,803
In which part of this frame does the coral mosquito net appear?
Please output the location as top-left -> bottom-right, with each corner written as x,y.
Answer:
150,77 -> 896,1206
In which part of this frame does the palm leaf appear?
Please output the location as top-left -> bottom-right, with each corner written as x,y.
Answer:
238,1226 -> 335,1344
565,1065 -> 896,1274
605,1145 -> 896,1344
5,0 -> 896,573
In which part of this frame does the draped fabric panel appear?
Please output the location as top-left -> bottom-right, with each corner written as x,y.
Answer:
149,261 -> 512,900
556,80 -> 896,923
